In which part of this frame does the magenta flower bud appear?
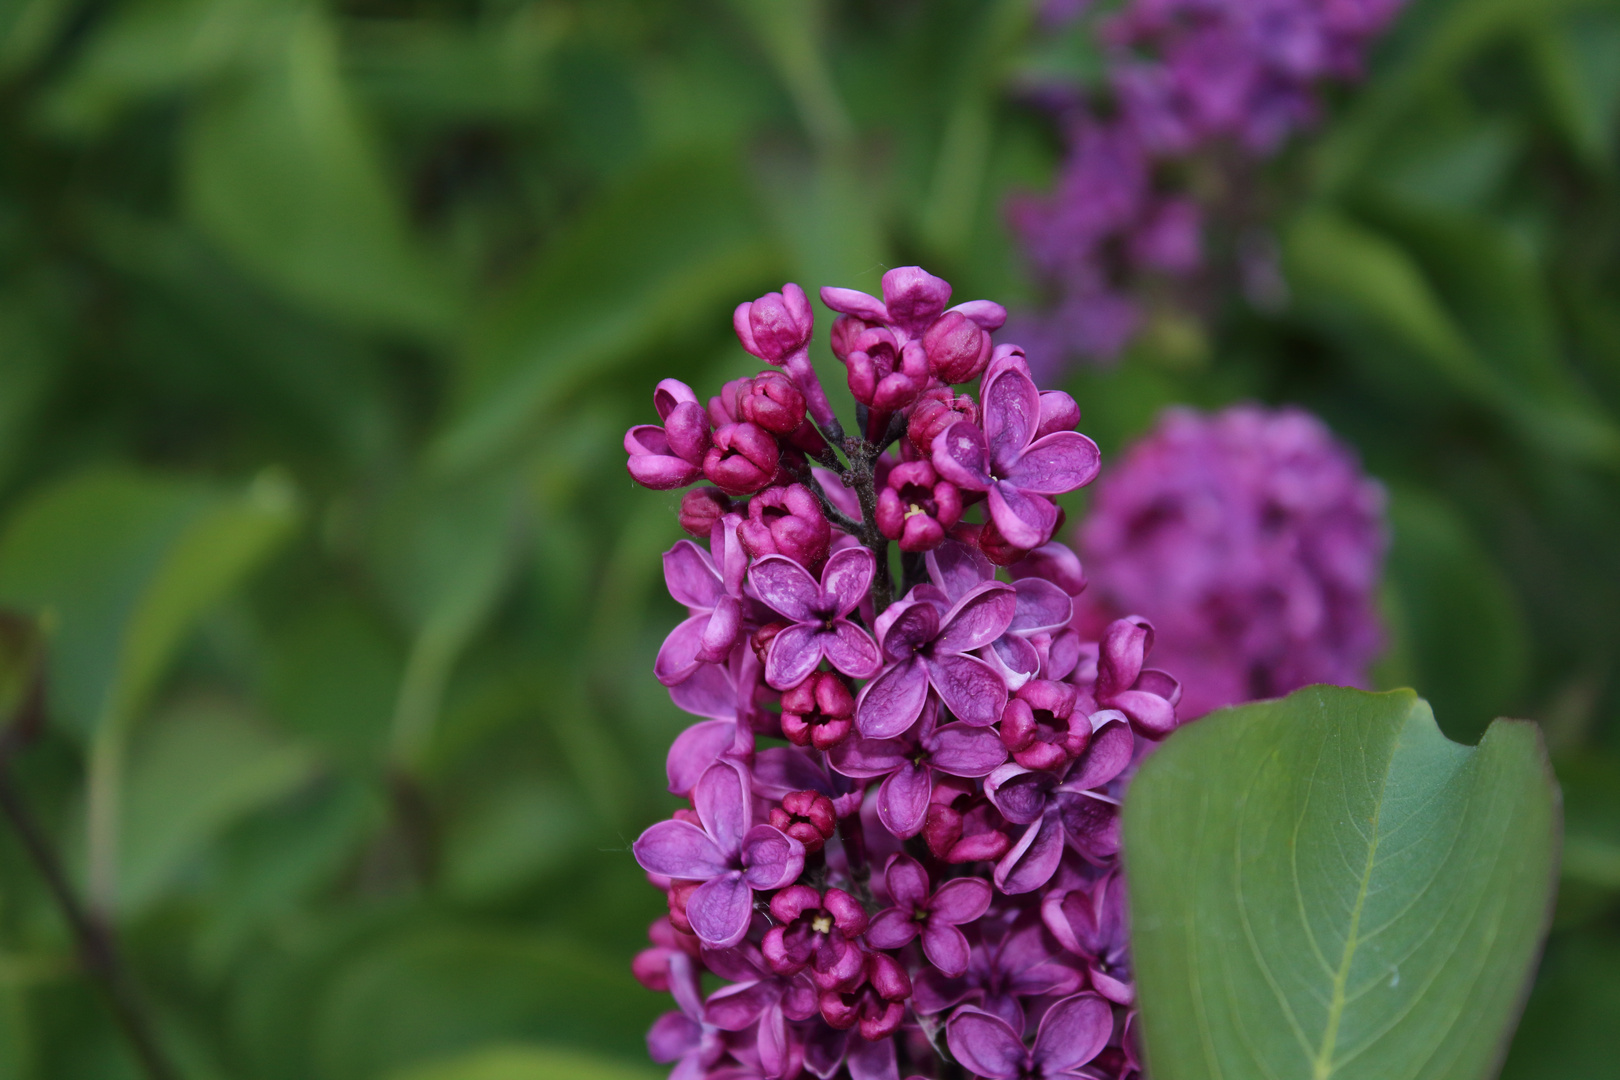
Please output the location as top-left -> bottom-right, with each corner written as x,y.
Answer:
922,310 -> 992,384
734,283 -> 814,364
702,422 -> 780,495
740,483 -> 831,571
779,670 -> 856,750
875,461 -> 963,552
663,400 -> 712,465
828,314 -> 866,362
707,376 -> 750,428
999,679 -> 1086,771
878,265 -> 952,335
653,378 -> 700,421
907,388 -> 978,457
738,371 -> 807,436
768,790 -> 838,851
677,488 -> 731,538
976,516 -> 1032,567
866,951 -> 911,1002
625,426 -> 703,490
1035,389 -> 1082,440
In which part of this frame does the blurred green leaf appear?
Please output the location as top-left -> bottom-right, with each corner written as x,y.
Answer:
0,0 -> 75,75
1553,752 -> 1620,891
0,466 -> 298,736
263,595 -> 401,764
433,154 -> 778,474
119,694 -> 315,915
442,779 -> 590,903
310,928 -> 662,1080
1501,926 -> 1620,1080
1383,487 -> 1529,741
390,1045 -> 660,1080
1528,9 -> 1620,171
181,6 -> 461,338
1126,686 -> 1561,1080
0,300 -> 58,489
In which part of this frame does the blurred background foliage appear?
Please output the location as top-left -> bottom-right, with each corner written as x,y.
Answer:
0,0 -> 1616,1076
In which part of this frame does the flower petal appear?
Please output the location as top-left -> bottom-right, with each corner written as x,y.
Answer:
647,1011 -> 701,1063
1067,718 -> 1136,791
820,285 -> 889,323
984,763 -> 1052,825
668,662 -> 738,720
1004,431 -> 1101,496
982,364 -> 1041,473
667,720 -> 738,796
926,722 -> 1009,777
921,922 -> 972,978
633,819 -> 727,879
925,652 -> 1009,727
765,623 -> 826,690
694,759 -> 751,857
828,735 -> 910,778
993,811 -> 1066,894
931,421 -> 993,491
655,615 -> 714,687
987,483 -> 1059,551
845,1034 -> 898,1080
664,540 -> 724,609
1032,993 -> 1112,1075
686,871 -> 754,947
864,908 -> 921,950
877,763 -> 932,838
929,877 -> 992,926
935,582 -> 1018,654
741,825 -> 805,889
855,658 -> 930,738
924,539 -> 994,602
749,555 -> 821,622
946,1009 -> 1027,1080
704,979 -> 774,1030
821,546 -> 876,617
824,620 -> 882,679
1008,577 -> 1074,634
876,597 -> 941,661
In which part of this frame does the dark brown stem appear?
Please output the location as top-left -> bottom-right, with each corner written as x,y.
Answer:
387,768 -> 440,888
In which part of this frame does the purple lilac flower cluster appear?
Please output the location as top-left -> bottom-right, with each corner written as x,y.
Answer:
624,267 -> 1178,1080
1011,0 -> 1408,369
1076,404 -> 1387,720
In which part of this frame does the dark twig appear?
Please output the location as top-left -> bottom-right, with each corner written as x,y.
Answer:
0,670 -> 178,1080
785,458 -> 864,535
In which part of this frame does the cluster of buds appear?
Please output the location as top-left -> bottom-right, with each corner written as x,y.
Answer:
624,269 -> 1180,1080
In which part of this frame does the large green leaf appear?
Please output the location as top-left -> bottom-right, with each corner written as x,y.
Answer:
181,6 -> 460,338
1125,685 -> 1560,1080
0,467 -> 299,737
389,1045 -> 659,1080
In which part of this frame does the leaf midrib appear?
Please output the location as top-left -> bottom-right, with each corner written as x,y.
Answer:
1310,715 -> 1400,1079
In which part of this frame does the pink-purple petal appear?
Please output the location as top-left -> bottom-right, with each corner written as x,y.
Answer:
632,819 -> 728,879
1008,577 -> 1074,633
925,652 -> 1009,727
877,763 -> 933,838
667,720 -> 737,796
946,1009 -> 1027,1080
694,760 -> 750,857
686,871 -> 754,947
655,615 -> 713,687
921,922 -> 973,978
1004,431 -> 1102,496
864,909 -> 921,950
845,1034 -> 899,1080
820,285 -> 889,323
704,979 -> 774,1030
926,723 -> 1009,776
647,1011 -> 701,1062
982,366 -> 1042,475
931,421 -> 993,491
935,583 -> 1018,654
877,598 -> 941,661
764,623 -> 826,690
741,825 -> 805,889
828,735 -> 911,778
930,877 -> 993,925
749,555 -> 821,622
821,547 -> 876,616
824,620 -> 882,678
994,811 -> 1067,894
1067,719 -> 1136,790
1032,993 -> 1113,1075
855,658 -> 931,738
664,540 -> 725,609
988,483 -> 1060,551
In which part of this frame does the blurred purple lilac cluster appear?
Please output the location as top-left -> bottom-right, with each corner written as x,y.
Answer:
624,268 -> 1176,1080
1010,0 -> 1408,371
1076,404 -> 1387,720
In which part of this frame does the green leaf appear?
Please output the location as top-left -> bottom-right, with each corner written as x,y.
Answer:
431,154 -> 778,475
1125,685 -> 1561,1080
0,466 -> 299,737
388,1045 -> 660,1080
1500,926 -> 1620,1080
119,694 -> 315,915
181,6 -> 461,338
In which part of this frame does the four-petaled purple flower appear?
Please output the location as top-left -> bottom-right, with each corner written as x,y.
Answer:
655,517 -> 750,687
865,855 -> 993,977
1043,867 -> 1135,1006
831,695 -> 1008,837
856,581 -> 1017,737
933,352 -> 1101,550
646,952 -> 727,1080
750,547 -> 883,690
946,992 -> 1114,1080
633,761 -> 805,947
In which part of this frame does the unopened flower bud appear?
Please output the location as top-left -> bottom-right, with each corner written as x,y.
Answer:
666,879 -> 701,935
707,377 -> 750,428
625,426 -> 702,490
678,488 -> 731,537
769,790 -> 838,851
907,389 -> 978,457
1035,389 -> 1082,440
703,421 -> 780,495
739,483 -> 831,571
779,670 -> 855,750
734,283 -> 814,363
739,371 -> 807,436
751,620 -> 790,663
662,400 -> 712,465
922,310 -> 992,384
875,460 -> 963,552
653,378 -> 700,421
